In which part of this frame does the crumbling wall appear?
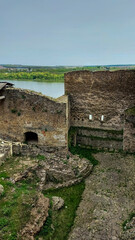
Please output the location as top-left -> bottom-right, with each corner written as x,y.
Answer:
65,70 -> 135,130
123,107 -> 135,152
65,70 -> 135,152
0,88 -> 68,150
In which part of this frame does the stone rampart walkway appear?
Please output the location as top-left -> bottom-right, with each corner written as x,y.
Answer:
68,152 -> 135,240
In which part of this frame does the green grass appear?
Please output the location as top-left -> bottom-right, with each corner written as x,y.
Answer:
0,181 -> 37,240
122,212 -> 135,231
37,154 -> 46,161
125,107 -> 135,116
0,156 -> 39,240
36,181 -> 85,240
70,145 -> 98,166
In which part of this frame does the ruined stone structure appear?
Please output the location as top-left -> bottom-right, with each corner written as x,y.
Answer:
65,70 -> 135,152
0,87 -> 68,152
0,70 -> 135,153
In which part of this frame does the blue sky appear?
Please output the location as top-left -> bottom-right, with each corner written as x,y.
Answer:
0,0 -> 135,66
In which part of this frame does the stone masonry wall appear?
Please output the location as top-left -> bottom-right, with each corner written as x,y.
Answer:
0,88 -> 68,150
65,70 -> 135,130
123,107 -> 135,152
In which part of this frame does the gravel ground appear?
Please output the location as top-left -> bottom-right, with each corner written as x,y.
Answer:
68,152 -> 135,240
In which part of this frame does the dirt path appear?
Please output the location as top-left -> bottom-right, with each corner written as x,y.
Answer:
68,152 -> 135,240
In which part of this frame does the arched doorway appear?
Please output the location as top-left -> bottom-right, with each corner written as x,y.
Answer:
24,132 -> 38,143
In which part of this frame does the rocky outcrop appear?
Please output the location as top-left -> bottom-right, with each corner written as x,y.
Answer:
11,152 -> 93,190
123,107 -> 135,153
52,196 -> 64,210
0,139 -> 12,165
19,193 -> 49,240
0,184 -> 4,195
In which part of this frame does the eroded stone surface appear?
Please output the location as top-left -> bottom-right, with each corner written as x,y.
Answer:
19,193 -> 49,240
68,152 -> 135,240
0,184 -> 4,195
52,196 -> 64,210
7,152 -> 92,190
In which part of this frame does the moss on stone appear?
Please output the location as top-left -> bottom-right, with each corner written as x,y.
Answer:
125,107 -> 135,116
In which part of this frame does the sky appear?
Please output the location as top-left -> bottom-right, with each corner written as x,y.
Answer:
0,0 -> 135,66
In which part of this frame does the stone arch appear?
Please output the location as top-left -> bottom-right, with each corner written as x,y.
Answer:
24,131 -> 38,143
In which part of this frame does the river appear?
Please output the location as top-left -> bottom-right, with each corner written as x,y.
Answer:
1,80 -> 64,98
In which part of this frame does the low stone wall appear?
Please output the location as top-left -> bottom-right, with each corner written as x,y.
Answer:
77,127 -> 123,139
12,142 -> 66,156
69,127 -> 123,151
123,107 -> 135,152
77,135 -> 123,150
0,140 -> 12,165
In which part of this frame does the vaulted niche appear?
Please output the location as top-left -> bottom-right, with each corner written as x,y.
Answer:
24,132 -> 38,143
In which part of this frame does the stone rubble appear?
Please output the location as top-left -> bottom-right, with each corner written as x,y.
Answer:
19,193 -> 49,240
52,196 -> 64,210
0,184 -> 4,195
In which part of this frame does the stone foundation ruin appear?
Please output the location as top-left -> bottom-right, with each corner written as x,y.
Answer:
0,69 -> 135,153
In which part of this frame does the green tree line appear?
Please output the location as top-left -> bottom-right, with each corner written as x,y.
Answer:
0,71 -> 64,82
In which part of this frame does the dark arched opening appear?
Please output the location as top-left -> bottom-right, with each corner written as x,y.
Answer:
24,132 -> 38,143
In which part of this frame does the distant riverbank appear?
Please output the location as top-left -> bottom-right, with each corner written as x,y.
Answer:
0,72 -> 64,82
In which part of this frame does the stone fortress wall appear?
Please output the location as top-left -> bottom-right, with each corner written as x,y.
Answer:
0,69 -> 135,153
65,70 -> 135,152
0,88 -> 68,151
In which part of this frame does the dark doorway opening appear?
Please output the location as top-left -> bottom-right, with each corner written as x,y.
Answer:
24,132 -> 38,143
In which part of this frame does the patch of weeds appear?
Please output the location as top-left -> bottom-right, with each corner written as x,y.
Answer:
21,95 -> 26,99
36,209 -> 53,238
42,109 -> 47,112
57,110 -> 62,114
70,145 -> 98,166
8,232 -> 17,240
5,181 -> 14,187
116,169 -> 121,173
17,111 -> 21,116
37,155 -> 46,161
122,212 -> 135,231
36,181 -> 85,240
0,217 -> 9,229
0,191 -> 5,199
2,206 -> 12,216
0,172 -> 9,179
106,189 -> 111,193
11,109 -> 17,114
66,154 -> 70,160
125,107 -> 135,116
100,169 -> 105,173
0,172 -> 38,237
63,160 -> 68,165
